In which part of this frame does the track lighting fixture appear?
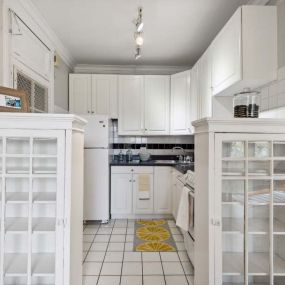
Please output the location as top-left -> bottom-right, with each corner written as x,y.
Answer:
133,7 -> 144,59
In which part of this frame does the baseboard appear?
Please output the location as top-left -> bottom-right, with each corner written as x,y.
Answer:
111,214 -> 174,220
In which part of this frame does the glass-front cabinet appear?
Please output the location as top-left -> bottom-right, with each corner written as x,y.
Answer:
216,134 -> 285,285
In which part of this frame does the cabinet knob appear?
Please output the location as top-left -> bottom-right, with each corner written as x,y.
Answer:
87,111 -> 90,113
92,111 -> 95,114
129,180 -> 132,182
133,180 -> 136,182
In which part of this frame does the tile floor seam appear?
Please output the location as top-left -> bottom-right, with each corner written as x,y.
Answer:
159,252 -> 167,285
96,222 -> 114,285
83,226 -> 98,263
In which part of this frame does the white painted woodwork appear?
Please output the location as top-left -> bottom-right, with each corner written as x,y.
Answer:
11,13 -> 51,81
0,113 -> 86,285
154,167 -> 172,214
198,49 -> 212,118
111,173 -> 133,214
144,75 -> 170,135
211,6 -> 277,96
192,118 -> 285,285
170,70 -> 191,134
133,173 -> 154,214
189,65 -> 199,132
69,74 -> 91,114
118,75 -> 144,135
111,166 -> 173,217
91,74 -> 118,118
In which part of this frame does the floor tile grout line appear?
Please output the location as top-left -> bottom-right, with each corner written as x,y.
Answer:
96,221 -> 114,285
177,247 -> 190,285
159,252 -> 167,285
83,225 -> 99,263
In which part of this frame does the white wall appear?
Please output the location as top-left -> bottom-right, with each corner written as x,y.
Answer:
54,55 -> 71,112
0,0 -> 4,85
277,0 -> 285,68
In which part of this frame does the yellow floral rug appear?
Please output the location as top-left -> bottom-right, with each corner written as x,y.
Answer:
134,220 -> 177,252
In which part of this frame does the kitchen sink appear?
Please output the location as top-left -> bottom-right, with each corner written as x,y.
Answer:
153,160 -> 177,164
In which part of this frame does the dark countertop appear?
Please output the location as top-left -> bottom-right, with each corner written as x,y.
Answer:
110,159 -> 194,174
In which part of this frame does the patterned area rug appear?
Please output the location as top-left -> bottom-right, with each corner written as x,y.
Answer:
134,220 -> 177,252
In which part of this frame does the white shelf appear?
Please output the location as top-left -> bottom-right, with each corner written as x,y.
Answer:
6,192 -> 29,203
223,253 -> 244,276
33,192 -> 56,204
5,217 -> 55,232
4,253 -> 55,277
274,254 -> 285,275
222,218 -> 285,234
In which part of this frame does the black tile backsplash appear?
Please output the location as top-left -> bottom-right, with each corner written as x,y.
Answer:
112,143 -> 194,150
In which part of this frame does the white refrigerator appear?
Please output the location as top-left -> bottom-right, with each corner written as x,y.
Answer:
82,115 -> 110,222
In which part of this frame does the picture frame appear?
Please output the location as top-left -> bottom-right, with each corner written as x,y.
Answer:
0,86 -> 29,112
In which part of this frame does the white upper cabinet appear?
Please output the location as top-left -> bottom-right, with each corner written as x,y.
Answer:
118,75 -> 144,135
91,74 -> 118,118
69,74 -> 91,114
69,74 -> 118,117
211,6 -> 277,96
190,65 -> 199,131
170,70 -> 192,135
198,49 -> 212,119
144,76 -> 170,135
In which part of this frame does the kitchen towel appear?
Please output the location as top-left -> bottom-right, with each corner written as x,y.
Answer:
176,186 -> 190,232
138,174 -> 150,200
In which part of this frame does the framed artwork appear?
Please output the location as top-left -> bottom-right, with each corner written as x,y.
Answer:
0,86 -> 29,112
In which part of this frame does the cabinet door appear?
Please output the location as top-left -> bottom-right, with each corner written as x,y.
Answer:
211,8 -> 241,96
133,173 -> 154,214
91,74 -> 118,118
144,76 -> 170,135
190,64 -> 199,131
154,167 -> 172,214
111,173 -> 133,214
173,179 -> 185,221
170,70 -> 191,135
198,50 -> 212,119
118,76 -> 144,135
69,74 -> 91,114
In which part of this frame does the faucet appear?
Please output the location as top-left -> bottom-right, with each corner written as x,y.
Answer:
172,147 -> 185,163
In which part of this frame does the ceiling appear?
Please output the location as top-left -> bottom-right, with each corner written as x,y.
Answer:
32,0 -> 248,66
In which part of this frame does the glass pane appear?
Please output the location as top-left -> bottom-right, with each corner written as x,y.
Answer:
223,141 -> 245,158
223,276 -> 244,285
248,141 -> 270,158
32,158 -> 57,174
275,276 -> 285,285
6,157 -> 29,174
222,161 -> 245,176
6,137 -> 30,154
273,180 -> 285,204
274,206 -> 285,233
33,138 -> 57,155
274,161 -> 285,175
274,142 -> 285,157
248,276 -> 270,284
248,161 -> 270,176
248,180 -> 271,205
273,236 -> 285,276
222,180 -> 245,204
4,277 -> 27,285
32,276 -> 55,285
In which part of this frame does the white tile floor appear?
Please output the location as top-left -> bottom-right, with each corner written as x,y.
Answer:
83,219 -> 194,285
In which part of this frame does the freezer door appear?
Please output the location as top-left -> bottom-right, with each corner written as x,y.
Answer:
82,115 -> 109,148
84,149 -> 109,221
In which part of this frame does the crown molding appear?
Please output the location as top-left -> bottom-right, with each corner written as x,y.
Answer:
247,0 -> 271,4
6,0 -> 75,68
73,64 -> 190,75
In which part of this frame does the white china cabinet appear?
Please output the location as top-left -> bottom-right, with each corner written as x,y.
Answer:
193,118 -> 285,285
0,113 -> 86,285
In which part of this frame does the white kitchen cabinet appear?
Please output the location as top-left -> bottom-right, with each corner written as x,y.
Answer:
69,74 -> 91,115
133,172 -> 154,214
0,113 -> 86,285
193,118 -> 285,285
189,65 -> 199,132
170,70 -> 192,134
211,6 -> 277,96
91,75 -> 118,118
198,49 -> 212,118
144,76 -> 170,135
154,167 -> 172,214
111,173 -> 133,215
118,75 -> 144,135
69,74 -> 118,118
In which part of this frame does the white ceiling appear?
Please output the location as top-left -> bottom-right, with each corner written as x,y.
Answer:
32,0 -> 248,66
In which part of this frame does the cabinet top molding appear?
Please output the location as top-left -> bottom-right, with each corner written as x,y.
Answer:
193,118 -> 285,134
0,113 -> 87,131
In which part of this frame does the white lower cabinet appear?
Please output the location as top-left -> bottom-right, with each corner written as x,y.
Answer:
111,173 -> 133,214
194,118 -> 285,285
111,166 -> 172,217
154,167 -> 172,214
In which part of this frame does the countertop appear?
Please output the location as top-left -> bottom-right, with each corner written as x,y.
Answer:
110,160 -> 194,174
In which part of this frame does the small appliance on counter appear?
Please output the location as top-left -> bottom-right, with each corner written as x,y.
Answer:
233,88 -> 260,118
139,147 -> 151,162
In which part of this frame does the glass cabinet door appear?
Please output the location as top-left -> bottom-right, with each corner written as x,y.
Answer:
217,135 -> 285,285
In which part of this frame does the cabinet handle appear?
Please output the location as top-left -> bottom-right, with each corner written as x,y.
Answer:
87,111 -> 90,113
211,219 -> 221,227
129,180 -> 132,182
133,180 -> 136,182
92,111 -> 95,114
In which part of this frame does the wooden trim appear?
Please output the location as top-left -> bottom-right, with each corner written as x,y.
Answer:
0,86 -> 29,112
